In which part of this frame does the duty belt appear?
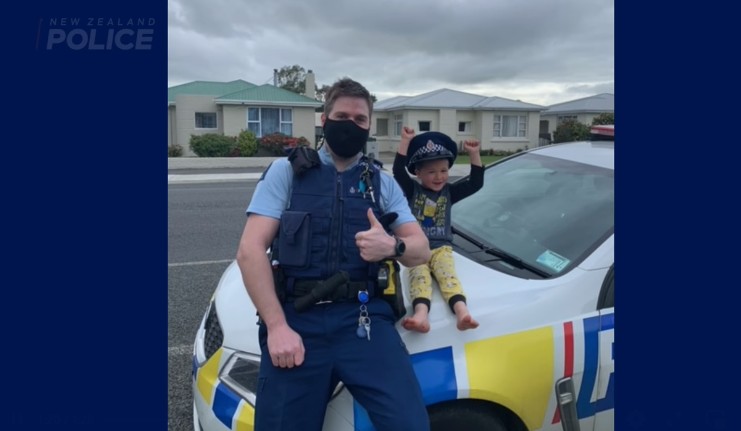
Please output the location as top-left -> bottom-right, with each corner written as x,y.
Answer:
288,271 -> 375,311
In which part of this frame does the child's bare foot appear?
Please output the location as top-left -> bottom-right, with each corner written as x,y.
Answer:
402,315 -> 431,333
453,301 -> 479,330
456,314 -> 479,331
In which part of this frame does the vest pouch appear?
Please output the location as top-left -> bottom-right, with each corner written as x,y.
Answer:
278,211 -> 312,268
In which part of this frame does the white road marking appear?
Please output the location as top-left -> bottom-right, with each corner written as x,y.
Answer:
168,173 -> 262,183
169,344 -> 192,356
168,259 -> 233,267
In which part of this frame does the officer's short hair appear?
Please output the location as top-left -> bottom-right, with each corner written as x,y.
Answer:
324,78 -> 373,116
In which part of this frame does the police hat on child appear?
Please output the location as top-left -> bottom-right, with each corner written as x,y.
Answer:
406,131 -> 458,175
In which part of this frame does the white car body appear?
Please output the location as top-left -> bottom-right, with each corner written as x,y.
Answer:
193,141 -> 615,431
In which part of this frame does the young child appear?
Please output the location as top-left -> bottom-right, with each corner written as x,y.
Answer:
393,127 -> 484,332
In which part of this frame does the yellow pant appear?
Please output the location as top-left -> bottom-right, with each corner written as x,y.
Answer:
408,246 -> 465,309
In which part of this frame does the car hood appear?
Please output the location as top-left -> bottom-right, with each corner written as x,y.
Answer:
214,236 -> 612,356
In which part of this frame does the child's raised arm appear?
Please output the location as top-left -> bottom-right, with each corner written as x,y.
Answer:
393,126 -> 417,197
399,126 -> 415,156
463,140 -> 482,167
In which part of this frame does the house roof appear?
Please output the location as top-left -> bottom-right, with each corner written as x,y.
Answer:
167,80 -> 255,103
542,93 -> 614,115
168,80 -> 321,107
374,88 -> 545,111
216,84 -> 322,107
472,96 -> 544,110
374,95 -> 413,109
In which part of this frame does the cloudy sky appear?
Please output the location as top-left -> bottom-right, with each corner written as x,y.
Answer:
168,0 -> 614,106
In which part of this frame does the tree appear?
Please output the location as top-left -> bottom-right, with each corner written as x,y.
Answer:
553,119 -> 590,143
275,65 -> 307,95
276,65 -> 379,105
315,84 -> 330,103
591,112 -> 615,125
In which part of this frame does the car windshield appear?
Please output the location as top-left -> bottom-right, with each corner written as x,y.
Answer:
452,151 -> 614,278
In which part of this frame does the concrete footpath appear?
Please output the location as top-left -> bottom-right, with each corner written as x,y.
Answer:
168,157 -> 278,183
168,152 -> 471,184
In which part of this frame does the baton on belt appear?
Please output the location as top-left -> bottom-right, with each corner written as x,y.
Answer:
293,271 -> 350,312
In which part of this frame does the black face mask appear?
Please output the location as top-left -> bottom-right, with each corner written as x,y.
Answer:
323,118 -> 369,158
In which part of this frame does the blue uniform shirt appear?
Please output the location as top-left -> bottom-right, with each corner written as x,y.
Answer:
246,146 -> 417,230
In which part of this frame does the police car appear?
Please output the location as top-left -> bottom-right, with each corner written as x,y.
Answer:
192,138 -> 615,431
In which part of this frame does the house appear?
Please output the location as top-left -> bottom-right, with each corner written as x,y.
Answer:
371,88 -> 546,154
539,93 -> 614,140
168,72 -> 322,156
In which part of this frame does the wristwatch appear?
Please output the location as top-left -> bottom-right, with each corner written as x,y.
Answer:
392,235 -> 406,258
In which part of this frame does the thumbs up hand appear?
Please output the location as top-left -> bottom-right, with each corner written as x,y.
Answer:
355,208 -> 395,262
367,208 -> 383,229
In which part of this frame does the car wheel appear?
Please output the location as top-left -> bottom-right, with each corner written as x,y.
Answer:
429,401 -> 508,431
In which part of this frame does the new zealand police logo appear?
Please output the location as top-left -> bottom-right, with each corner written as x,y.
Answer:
423,140 -> 443,154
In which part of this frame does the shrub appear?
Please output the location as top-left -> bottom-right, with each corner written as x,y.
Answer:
296,136 -> 311,147
235,130 -> 259,157
190,133 -> 237,157
168,144 -> 183,157
592,112 -> 614,126
259,133 -> 290,156
259,133 -> 310,156
490,149 -> 515,157
553,119 -> 590,143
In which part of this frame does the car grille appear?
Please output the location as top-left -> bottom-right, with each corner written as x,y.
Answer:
203,303 -> 223,360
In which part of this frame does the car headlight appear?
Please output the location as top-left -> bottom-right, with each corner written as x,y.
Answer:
220,353 -> 261,406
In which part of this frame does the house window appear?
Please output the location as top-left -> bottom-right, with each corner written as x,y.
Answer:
195,112 -> 217,129
493,115 -> 527,138
458,121 -> 471,133
280,109 -> 292,135
418,121 -> 431,132
558,115 -> 578,125
393,114 -> 403,136
376,119 -> 389,136
247,108 -> 293,137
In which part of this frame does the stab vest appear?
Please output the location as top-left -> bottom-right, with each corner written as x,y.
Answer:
278,157 -> 383,292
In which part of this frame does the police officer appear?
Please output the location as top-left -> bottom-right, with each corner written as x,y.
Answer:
236,77 -> 432,431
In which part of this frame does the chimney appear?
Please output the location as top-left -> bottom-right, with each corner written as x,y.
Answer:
304,69 -> 316,99
273,69 -> 278,86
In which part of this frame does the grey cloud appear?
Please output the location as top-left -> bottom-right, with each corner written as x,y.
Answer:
168,0 -> 613,105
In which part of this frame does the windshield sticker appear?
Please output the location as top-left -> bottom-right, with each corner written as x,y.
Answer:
536,250 -> 570,272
